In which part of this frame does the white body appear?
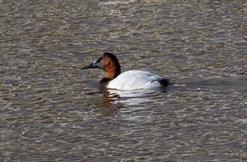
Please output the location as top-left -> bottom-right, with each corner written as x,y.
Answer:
107,70 -> 165,90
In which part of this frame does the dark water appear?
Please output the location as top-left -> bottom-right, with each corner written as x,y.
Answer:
1,0 -> 247,161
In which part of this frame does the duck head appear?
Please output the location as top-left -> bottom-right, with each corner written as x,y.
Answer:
83,53 -> 121,82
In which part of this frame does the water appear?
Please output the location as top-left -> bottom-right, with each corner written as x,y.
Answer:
1,0 -> 247,161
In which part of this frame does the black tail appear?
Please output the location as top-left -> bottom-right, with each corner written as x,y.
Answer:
152,78 -> 174,87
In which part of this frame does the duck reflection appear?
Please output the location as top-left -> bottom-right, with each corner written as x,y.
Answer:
100,84 -> 162,107
88,83 -> 168,116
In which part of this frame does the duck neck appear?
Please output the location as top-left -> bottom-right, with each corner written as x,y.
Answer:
100,78 -> 111,83
102,63 -> 121,82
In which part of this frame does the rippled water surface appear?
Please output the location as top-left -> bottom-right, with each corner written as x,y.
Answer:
1,0 -> 247,161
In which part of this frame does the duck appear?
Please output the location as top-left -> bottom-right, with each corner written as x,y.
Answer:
82,52 -> 173,90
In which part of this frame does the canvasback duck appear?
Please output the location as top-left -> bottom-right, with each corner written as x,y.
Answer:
83,53 -> 172,90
